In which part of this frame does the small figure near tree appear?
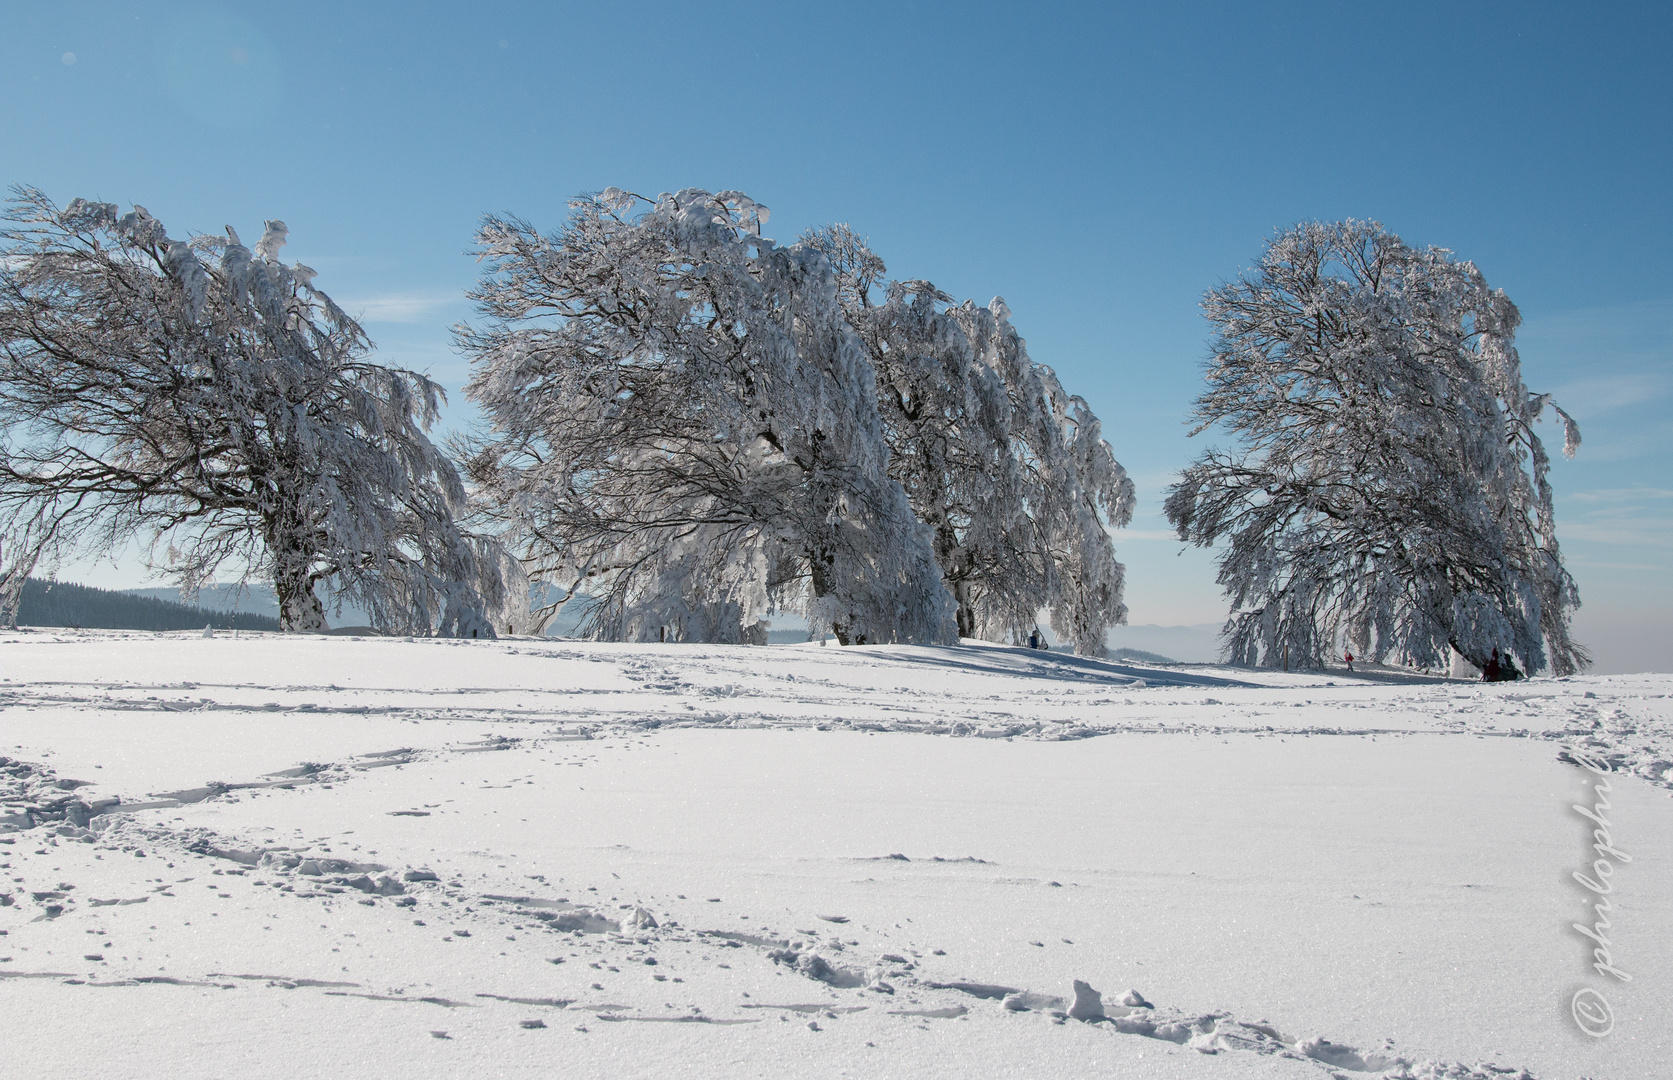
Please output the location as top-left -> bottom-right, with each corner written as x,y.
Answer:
1482,648 -> 1522,682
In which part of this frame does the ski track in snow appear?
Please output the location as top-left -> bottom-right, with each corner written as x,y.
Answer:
2,628 -> 1669,1079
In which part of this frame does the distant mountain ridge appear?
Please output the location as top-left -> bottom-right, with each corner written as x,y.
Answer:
1105,622 -> 1224,664
1109,646 -> 1179,664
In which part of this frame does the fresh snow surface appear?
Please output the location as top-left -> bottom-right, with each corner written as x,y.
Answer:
1,630 -> 1668,1080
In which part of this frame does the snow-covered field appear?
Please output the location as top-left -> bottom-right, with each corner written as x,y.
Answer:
1,630 -> 1668,1080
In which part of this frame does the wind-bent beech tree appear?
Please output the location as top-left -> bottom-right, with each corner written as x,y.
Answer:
803,225 -> 1135,656
457,188 -> 955,646
0,188 -> 516,635
1165,220 -> 1586,675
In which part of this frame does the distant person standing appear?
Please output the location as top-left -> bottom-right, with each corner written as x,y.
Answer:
1028,629 -> 1040,650
1344,650 -> 1354,672
1483,649 -> 1502,682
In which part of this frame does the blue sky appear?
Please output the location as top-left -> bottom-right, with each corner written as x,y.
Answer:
3,2 -> 1669,670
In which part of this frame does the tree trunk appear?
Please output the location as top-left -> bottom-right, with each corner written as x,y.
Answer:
809,547 -> 855,646
934,524 -> 975,640
953,578 -> 975,639
265,514 -> 328,633
274,570 -> 327,632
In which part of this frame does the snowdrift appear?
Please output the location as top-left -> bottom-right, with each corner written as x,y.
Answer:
1,630 -> 1668,1079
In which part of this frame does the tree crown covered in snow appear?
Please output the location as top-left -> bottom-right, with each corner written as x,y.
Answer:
458,188 -> 954,645
0,188 -> 518,635
1165,220 -> 1585,674
804,225 -> 1135,655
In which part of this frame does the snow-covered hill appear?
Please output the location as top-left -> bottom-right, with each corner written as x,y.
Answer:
1,630 -> 1667,1079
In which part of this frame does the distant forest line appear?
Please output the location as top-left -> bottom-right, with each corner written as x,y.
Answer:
13,578 -> 280,632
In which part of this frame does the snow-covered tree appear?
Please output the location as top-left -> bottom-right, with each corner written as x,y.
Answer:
803,226 -> 1135,655
0,188 -> 517,635
457,189 -> 954,646
1165,220 -> 1586,675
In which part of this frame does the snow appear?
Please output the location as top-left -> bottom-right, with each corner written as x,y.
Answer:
2,629 -> 1669,1079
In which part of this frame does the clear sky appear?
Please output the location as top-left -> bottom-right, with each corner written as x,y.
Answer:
3,2 -> 1669,671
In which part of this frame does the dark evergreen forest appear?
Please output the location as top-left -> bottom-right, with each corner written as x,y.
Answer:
14,579 -> 280,632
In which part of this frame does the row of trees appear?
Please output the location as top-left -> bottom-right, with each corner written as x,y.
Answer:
0,186 -> 1585,672
0,187 -> 1133,652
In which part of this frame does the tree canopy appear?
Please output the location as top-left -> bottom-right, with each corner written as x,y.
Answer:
803,225 -> 1134,655
457,188 -> 954,646
1165,220 -> 1585,675
0,188 -> 515,635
